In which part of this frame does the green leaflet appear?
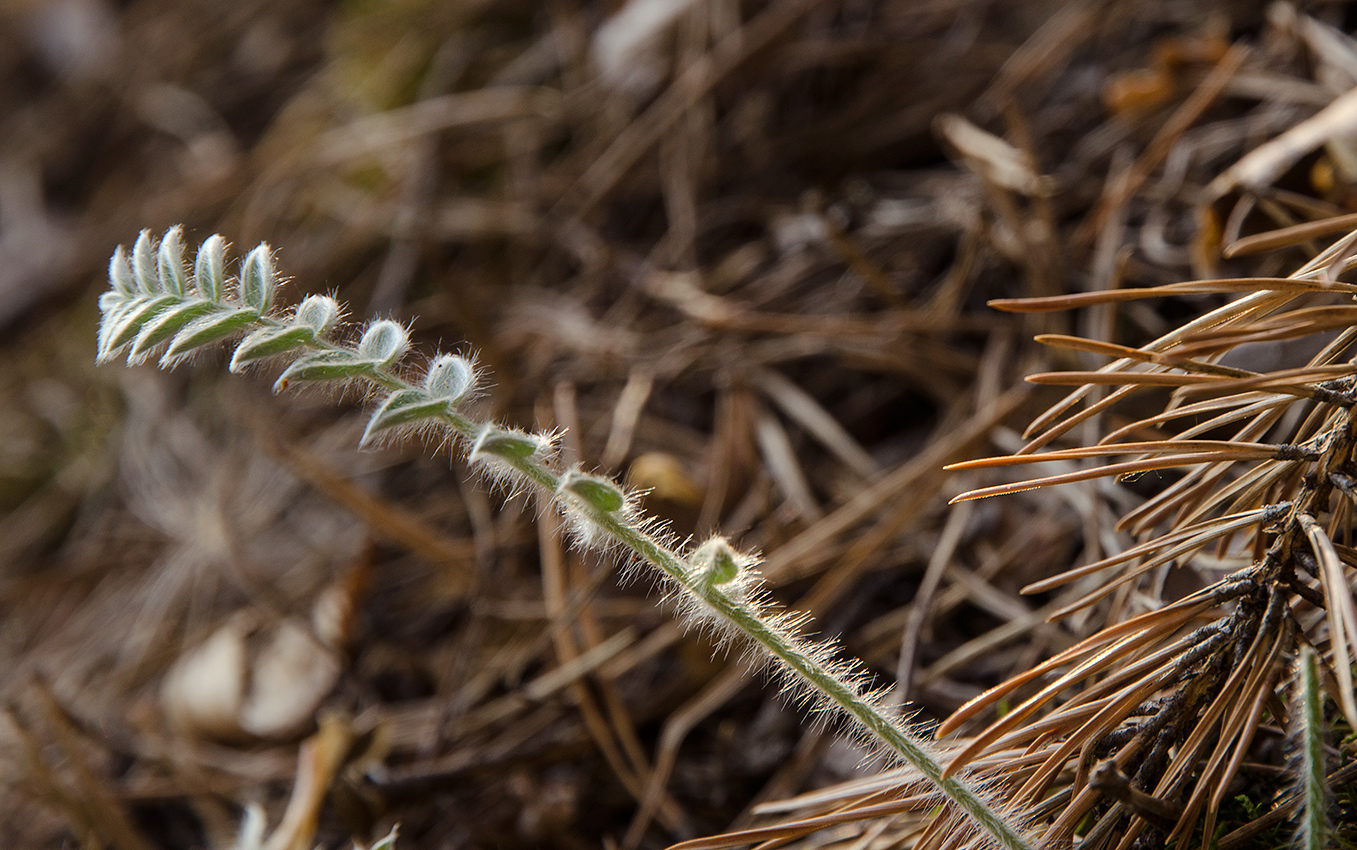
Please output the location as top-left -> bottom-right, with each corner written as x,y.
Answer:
272,351 -> 378,391
96,296 -> 133,358
423,354 -> 474,401
194,234 -> 226,301
101,294 -> 181,360
357,320 -> 408,365
131,230 -> 158,294
471,427 -> 543,463
239,245 -> 277,313
157,226 -> 189,296
109,247 -> 136,298
130,299 -> 219,360
230,325 -> 316,373
293,294 -> 339,335
162,307 -> 259,363
561,473 -> 626,513
361,390 -> 453,445
97,291 -> 125,315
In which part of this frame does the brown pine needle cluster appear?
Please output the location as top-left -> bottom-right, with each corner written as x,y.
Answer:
711,213 -> 1357,850
927,220 -> 1357,847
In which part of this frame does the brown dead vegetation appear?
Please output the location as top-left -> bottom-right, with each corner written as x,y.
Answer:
4,1 -> 1357,848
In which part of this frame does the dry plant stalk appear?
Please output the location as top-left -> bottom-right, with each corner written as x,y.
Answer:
932,213 -> 1357,847
94,228 -> 1033,850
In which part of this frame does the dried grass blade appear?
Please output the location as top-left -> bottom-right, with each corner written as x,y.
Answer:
761,386 -> 1028,582
1042,536 -> 1227,620
1034,334 -> 1254,377
1175,365 -> 1357,401
1167,395 -> 1290,442
1042,785 -> 1107,850
22,684 -> 157,850
1082,40 -> 1247,240
1029,513 -> 1248,592
1118,407 -> 1286,533
1099,393 -> 1290,445
937,596 -> 1216,739
754,410 -> 823,520
1118,475 -> 1219,537
1224,213 -> 1357,258
1010,669 -> 1173,805
1180,306 -> 1357,345
952,452 -> 1267,503
1023,507 -> 1275,594
941,605 -> 1212,771
1021,384 -> 1134,448
667,793 -> 932,850
947,440 -> 1281,471
989,278 -> 1357,312
1171,324 -> 1336,359
752,368 -> 880,479
1020,290 -> 1294,445
942,644 -> 1133,775
985,701 -> 1110,754
1210,86 -> 1357,196
1177,460 -> 1300,530
1299,513 -> 1357,730
1028,367 -> 1353,390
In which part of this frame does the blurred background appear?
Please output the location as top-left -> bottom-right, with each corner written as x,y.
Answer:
1,0 -> 1354,847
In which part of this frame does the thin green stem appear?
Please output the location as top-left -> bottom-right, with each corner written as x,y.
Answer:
1296,645 -> 1329,850
590,511 -> 1031,850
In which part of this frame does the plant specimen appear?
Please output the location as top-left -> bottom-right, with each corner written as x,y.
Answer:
95,228 -> 1032,850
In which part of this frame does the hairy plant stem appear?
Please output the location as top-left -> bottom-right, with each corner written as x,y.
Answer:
311,332 -> 1032,850
1295,646 -> 1329,850
97,230 -> 1033,850
591,513 -> 1029,849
